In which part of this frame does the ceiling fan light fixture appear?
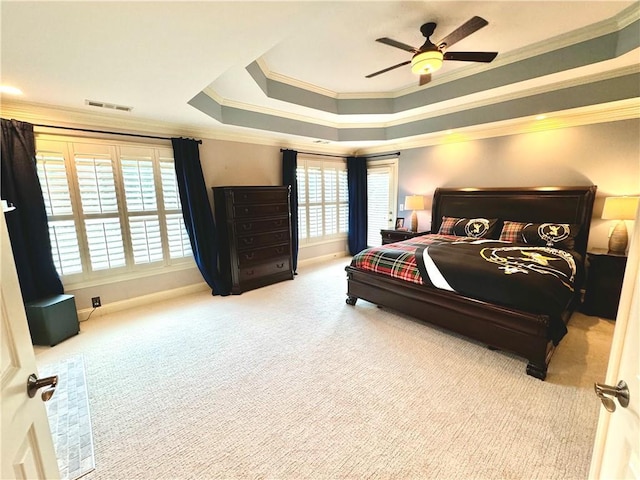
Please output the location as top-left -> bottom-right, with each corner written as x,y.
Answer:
411,50 -> 443,75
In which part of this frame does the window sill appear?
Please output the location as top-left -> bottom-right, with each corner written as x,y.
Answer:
62,259 -> 198,290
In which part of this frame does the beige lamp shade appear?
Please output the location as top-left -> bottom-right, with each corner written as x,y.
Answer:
602,196 -> 639,220
404,195 -> 425,211
404,195 -> 425,232
602,196 -> 639,254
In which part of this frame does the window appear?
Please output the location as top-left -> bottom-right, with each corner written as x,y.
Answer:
366,159 -> 398,247
36,137 -> 192,284
296,157 -> 348,244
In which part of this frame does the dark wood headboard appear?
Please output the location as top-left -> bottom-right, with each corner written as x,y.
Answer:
431,186 -> 597,257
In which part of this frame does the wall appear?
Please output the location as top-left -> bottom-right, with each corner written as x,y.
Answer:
10,106 -> 638,309
396,118 -> 640,250
198,138 -> 348,264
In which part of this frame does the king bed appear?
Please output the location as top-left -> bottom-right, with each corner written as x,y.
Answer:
345,186 -> 597,380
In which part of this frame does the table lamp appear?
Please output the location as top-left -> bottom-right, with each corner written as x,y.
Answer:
404,195 -> 425,232
602,196 -> 639,254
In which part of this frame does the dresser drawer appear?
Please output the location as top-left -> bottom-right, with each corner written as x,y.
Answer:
237,230 -> 290,250
231,188 -> 289,205
238,257 -> 291,282
235,217 -> 289,234
233,203 -> 289,218
237,244 -> 290,267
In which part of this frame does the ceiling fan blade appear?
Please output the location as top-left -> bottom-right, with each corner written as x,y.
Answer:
376,37 -> 419,53
443,51 -> 498,62
437,16 -> 488,49
419,74 -> 432,86
365,60 -> 411,78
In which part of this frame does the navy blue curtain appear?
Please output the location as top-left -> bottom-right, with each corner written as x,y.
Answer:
347,156 -> 368,255
1,118 -> 64,303
281,149 -> 299,273
171,138 -> 229,296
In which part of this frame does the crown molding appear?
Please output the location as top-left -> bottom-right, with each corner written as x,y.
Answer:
0,99 -> 356,154
203,64 -> 640,130
3,92 -> 638,157
356,98 -> 640,155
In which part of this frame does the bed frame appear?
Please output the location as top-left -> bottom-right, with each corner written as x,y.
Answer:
345,186 -> 597,380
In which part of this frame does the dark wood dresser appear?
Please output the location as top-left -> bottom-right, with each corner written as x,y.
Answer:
213,186 -> 294,294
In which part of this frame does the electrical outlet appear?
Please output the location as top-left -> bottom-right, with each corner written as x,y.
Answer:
91,296 -> 101,308
400,203 -> 404,211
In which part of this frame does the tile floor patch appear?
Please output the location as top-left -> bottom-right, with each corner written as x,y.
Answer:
39,355 -> 95,480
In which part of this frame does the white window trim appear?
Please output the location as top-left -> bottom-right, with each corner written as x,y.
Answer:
296,155 -> 348,246
36,133 -> 194,287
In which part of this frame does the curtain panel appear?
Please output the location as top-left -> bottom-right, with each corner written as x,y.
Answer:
1,118 -> 64,302
171,138 -> 229,296
347,156 -> 368,255
281,149 -> 299,273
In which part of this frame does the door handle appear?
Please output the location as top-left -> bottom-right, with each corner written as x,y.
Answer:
594,380 -> 629,412
27,373 -> 58,402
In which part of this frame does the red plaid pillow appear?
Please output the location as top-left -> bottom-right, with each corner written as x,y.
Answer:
499,221 -> 526,243
437,216 -> 459,235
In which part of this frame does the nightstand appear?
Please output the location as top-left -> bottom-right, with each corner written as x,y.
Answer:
582,249 -> 628,320
381,229 -> 429,245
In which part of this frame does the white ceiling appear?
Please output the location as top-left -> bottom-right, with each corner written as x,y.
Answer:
1,1 -> 638,150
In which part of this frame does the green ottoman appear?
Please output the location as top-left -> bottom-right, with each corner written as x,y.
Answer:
25,294 -> 79,346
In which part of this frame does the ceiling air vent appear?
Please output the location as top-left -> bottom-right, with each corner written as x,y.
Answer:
85,99 -> 133,112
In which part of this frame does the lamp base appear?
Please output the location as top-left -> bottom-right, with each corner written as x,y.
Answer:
608,220 -> 628,255
410,211 -> 418,232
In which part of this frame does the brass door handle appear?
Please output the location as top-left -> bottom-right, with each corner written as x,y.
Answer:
27,373 -> 58,402
594,380 -> 629,412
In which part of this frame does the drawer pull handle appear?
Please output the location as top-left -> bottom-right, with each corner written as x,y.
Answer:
246,269 -> 254,276
273,220 -> 283,227
275,247 -> 284,254
276,263 -> 284,269
242,238 -> 254,245
242,224 -> 252,230
244,253 -> 255,260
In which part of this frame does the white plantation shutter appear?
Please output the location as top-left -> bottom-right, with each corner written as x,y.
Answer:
338,170 -> 348,233
296,165 -> 307,239
37,150 -> 83,275
367,160 -> 398,247
120,154 -> 163,265
35,138 -> 193,281
84,218 -> 126,270
74,152 -> 126,270
121,158 -> 157,211
37,153 -> 73,216
296,157 -> 347,243
165,213 -> 192,258
129,215 -> 163,264
75,155 -> 119,214
159,158 -> 192,259
160,160 -> 180,209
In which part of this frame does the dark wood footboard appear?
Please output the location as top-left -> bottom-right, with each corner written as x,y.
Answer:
345,265 -> 557,380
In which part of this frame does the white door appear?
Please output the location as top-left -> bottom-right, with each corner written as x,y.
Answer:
367,159 -> 398,247
589,207 -> 640,479
1,213 -> 60,479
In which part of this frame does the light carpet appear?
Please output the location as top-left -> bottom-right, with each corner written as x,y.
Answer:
38,354 -> 95,480
35,257 -> 614,479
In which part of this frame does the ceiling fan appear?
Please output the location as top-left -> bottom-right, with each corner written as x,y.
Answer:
366,16 -> 498,86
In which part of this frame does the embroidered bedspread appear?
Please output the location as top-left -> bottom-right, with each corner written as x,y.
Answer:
350,234 -> 582,343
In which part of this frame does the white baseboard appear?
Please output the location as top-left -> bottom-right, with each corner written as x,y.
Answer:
77,282 -> 210,321
77,254 -> 348,321
298,251 -> 350,267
